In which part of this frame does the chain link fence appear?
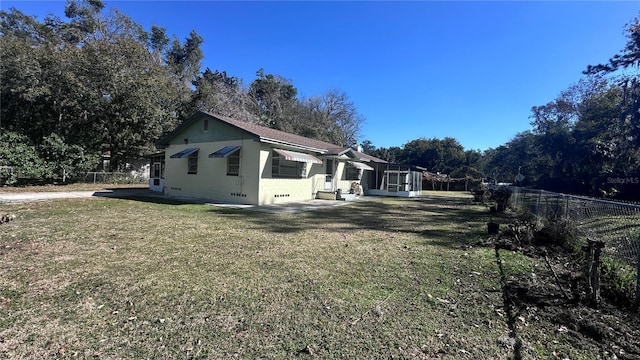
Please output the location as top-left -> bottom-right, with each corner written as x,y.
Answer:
511,187 -> 640,305
80,172 -> 147,184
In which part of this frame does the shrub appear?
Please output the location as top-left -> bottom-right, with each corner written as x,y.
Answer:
489,186 -> 513,212
472,183 -> 489,203
600,258 -> 636,306
0,131 -> 99,185
0,131 -> 47,185
534,216 -> 581,252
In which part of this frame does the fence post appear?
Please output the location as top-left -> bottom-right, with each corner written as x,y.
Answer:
591,241 -> 604,307
636,237 -> 640,308
585,240 -> 605,307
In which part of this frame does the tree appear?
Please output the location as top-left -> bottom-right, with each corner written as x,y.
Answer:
167,29 -> 204,87
248,69 -> 298,131
2,1 -> 373,181
584,13 -> 640,182
40,133 -> 99,182
191,68 -> 257,122
483,132 -> 536,185
372,146 -> 403,163
298,89 -> 363,146
397,137 -> 465,174
572,86 -> 636,196
0,132 -> 46,184
585,15 -> 640,74
149,25 -> 169,63
360,140 -> 376,153
84,35 -> 180,170
1,2 -> 192,172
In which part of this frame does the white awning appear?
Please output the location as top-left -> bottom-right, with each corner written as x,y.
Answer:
170,148 -> 199,158
209,145 -> 241,158
348,161 -> 374,171
273,148 -> 322,164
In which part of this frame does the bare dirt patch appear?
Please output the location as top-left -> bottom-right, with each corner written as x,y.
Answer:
482,232 -> 640,360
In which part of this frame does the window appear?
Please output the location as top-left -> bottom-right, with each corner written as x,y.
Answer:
345,163 -> 360,180
188,152 -> 198,174
325,159 -> 333,175
203,119 -> 209,131
272,151 -> 305,178
153,163 -> 161,178
227,149 -> 240,176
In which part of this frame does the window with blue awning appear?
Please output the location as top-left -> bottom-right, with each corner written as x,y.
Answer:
170,148 -> 199,158
208,145 -> 241,158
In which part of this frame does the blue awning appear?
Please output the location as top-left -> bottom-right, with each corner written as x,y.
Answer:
209,145 -> 241,158
170,148 -> 199,158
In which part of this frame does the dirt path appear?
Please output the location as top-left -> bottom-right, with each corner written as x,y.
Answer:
0,189 -> 151,204
0,191 -> 102,203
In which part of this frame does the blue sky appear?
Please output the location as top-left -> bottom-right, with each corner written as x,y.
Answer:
3,1 -> 639,151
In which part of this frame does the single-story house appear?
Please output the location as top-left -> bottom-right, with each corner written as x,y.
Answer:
152,111 -> 422,205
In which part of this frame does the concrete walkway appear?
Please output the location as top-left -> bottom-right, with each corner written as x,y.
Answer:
0,191 -> 100,203
0,188 -> 358,213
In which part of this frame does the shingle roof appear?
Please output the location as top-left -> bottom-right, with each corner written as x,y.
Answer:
208,112 -> 346,153
158,111 -> 388,163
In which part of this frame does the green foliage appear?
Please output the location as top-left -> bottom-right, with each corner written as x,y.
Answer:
1,3 -> 192,172
40,133 -> 99,182
479,14 -> 640,201
2,2 -> 372,181
0,131 -> 99,184
0,131 -> 46,184
600,257 -> 637,305
248,68 -> 299,131
398,137 -> 465,173
360,138 -> 484,180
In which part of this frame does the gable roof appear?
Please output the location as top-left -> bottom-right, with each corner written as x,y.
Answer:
158,111 -> 388,163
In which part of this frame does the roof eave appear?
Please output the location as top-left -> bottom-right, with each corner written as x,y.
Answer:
260,137 -> 327,154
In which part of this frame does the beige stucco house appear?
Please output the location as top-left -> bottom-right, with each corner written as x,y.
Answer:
152,111 -> 397,205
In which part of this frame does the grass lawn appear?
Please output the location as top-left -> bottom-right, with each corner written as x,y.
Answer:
0,194 -> 610,359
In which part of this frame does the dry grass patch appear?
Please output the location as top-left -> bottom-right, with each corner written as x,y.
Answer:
0,195 -> 614,359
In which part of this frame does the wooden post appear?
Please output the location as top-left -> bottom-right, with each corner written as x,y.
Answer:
636,237 -> 640,308
585,241 -> 594,304
591,241 -> 604,306
586,240 -> 605,307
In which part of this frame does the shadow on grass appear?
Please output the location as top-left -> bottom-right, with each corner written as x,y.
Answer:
209,196 -> 496,249
98,189 -> 498,249
495,247 -> 524,360
92,189 -> 207,206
